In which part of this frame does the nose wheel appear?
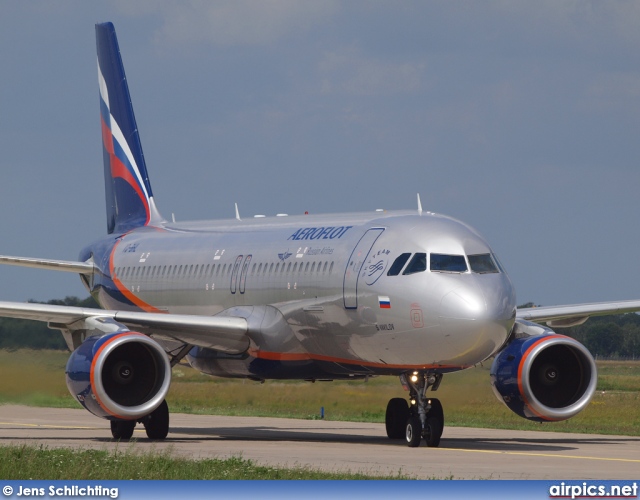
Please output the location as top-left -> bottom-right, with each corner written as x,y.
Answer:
386,371 -> 444,447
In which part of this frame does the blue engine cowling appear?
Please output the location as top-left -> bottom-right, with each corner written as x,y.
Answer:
65,331 -> 171,420
490,322 -> 597,422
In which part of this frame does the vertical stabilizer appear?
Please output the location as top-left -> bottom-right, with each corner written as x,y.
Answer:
96,22 -> 163,234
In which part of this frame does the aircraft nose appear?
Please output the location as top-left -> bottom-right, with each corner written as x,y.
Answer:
439,274 -> 516,363
480,275 -> 517,334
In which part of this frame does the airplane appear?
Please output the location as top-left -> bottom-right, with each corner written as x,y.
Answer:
1,21 -> 640,447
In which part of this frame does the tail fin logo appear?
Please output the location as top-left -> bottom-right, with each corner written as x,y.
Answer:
96,22 -> 162,234
98,64 -> 151,228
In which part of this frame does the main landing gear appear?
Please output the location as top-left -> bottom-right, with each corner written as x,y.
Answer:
385,371 -> 444,448
110,400 -> 170,441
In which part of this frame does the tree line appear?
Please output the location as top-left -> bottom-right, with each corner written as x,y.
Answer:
519,302 -> 640,359
0,297 -> 639,358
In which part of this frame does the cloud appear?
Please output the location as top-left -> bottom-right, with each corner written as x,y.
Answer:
116,0 -> 339,46
318,47 -> 426,96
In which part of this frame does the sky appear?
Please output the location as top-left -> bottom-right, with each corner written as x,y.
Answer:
1,1 -> 640,307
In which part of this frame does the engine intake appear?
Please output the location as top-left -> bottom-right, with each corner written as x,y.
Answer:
66,331 -> 171,420
490,324 -> 597,422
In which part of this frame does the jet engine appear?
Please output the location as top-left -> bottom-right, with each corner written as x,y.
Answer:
490,321 -> 597,422
65,331 -> 171,420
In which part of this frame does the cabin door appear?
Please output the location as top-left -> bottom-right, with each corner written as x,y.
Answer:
343,228 -> 384,309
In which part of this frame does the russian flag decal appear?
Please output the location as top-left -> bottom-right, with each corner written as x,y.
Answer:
379,296 -> 391,309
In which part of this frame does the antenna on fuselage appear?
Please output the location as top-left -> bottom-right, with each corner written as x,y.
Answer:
235,203 -> 242,221
417,193 -> 423,215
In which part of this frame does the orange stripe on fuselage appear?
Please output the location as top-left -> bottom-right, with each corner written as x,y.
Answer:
249,348 -> 467,371
109,238 -> 164,313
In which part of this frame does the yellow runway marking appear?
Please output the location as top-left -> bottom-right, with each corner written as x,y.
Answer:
441,447 -> 640,463
1,420 -> 638,465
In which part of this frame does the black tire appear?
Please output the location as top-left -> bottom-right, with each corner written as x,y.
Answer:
424,398 -> 444,447
424,416 -> 442,447
110,419 -> 135,440
405,414 -> 422,448
143,400 -> 169,440
385,398 -> 409,439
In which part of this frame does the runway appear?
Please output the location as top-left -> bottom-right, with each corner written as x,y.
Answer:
0,405 -> 638,479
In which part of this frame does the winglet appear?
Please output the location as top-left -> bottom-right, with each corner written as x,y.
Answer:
417,193 -> 423,215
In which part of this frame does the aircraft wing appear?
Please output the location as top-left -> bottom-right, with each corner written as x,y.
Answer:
0,301 -> 248,354
516,299 -> 640,328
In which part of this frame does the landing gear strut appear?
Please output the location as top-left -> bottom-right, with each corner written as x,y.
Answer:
109,399 -> 170,441
385,371 -> 444,447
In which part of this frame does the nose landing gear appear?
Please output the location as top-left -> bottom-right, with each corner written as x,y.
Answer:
385,371 -> 444,447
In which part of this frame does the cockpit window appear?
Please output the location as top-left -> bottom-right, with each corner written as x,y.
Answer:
468,253 -> 499,274
387,253 -> 411,276
403,253 -> 427,275
430,254 -> 468,273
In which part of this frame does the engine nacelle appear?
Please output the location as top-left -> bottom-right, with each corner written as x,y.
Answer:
66,331 -> 171,420
490,323 -> 597,422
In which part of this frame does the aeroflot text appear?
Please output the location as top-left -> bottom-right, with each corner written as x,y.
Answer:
288,226 -> 353,241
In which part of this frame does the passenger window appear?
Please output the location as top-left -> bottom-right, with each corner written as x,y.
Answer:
468,254 -> 499,274
388,253 -> 411,276
430,254 -> 468,273
329,262 -> 334,274
403,253 -> 427,275
323,262 -> 328,274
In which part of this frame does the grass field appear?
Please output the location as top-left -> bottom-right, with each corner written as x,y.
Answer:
0,445 -> 411,480
0,350 -> 638,436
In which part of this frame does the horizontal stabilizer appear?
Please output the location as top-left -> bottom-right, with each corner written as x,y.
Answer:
0,255 -> 94,274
